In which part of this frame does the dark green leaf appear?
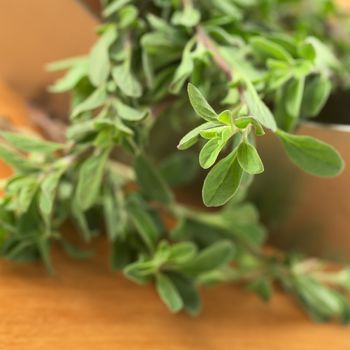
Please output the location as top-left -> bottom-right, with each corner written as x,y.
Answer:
127,196 -> 160,252
159,152 -> 199,187
156,273 -> 183,313
285,77 -> 305,118
110,238 -> 132,270
134,154 -> 173,204
301,75 -> 332,117
167,272 -> 202,316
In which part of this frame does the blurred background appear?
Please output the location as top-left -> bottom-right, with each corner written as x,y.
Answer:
1,0 -> 350,261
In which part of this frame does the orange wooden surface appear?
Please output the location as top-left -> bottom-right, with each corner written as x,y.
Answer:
0,238 -> 349,350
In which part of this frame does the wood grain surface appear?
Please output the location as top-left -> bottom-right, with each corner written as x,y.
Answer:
0,238 -> 349,350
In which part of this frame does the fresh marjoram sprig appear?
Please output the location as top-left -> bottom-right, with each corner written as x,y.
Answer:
1,0 -> 350,323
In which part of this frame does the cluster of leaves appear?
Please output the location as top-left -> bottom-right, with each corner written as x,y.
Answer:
0,0 -> 350,322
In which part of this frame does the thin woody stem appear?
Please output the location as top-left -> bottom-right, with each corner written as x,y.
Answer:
196,26 -> 233,81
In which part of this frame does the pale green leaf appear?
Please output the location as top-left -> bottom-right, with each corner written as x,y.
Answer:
75,149 -> 109,210
0,131 -> 63,154
180,240 -> 235,274
177,122 -> 219,150
237,142 -> 264,174
39,171 -> 63,221
88,26 -> 117,86
112,65 -> 142,98
277,130 -> 344,177
243,81 -> 277,131
187,83 -> 217,121
72,86 -> 107,118
250,37 -> 293,62
114,100 -> 148,121
202,152 -> 243,207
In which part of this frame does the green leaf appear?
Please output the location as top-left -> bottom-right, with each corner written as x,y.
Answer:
156,273 -> 183,313
39,171 -> 63,221
124,260 -> 154,284
114,100 -> 148,121
88,26 -> 117,86
199,137 -> 227,169
0,145 -> 36,171
103,0 -> 131,17
17,179 -> 38,213
285,77 -> 305,119
167,272 -> 202,316
306,37 -> 339,70
172,6 -> 201,27
180,240 -> 235,274
72,86 -> 107,118
177,122 -> 219,150
46,56 -> 86,71
202,152 -> 243,207
118,5 -> 138,28
75,149 -> 109,210
169,40 -> 195,94
250,37 -> 293,62
277,130 -> 344,177
60,239 -> 92,260
134,154 -> 173,204
0,131 -> 63,154
248,278 -> 272,302
49,63 -> 88,93
187,83 -> 218,121
234,117 -> 265,136
159,152 -> 199,187
110,238 -> 132,270
127,196 -> 160,252
217,110 -> 232,125
103,188 -> 127,241
168,242 -> 198,265
243,81 -> 277,131
294,277 -> 348,322
237,141 -> 264,175
37,237 -> 53,274
301,75 -> 332,117
222,203 -> 267,245
112,65 -> 142,98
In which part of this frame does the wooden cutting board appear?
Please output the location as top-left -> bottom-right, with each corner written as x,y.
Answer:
0,238 -> 349,350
